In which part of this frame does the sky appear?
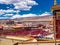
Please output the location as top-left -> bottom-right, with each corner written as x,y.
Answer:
0,0 -> 60,19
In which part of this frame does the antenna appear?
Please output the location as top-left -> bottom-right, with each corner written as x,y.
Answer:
54,0 -> 57,5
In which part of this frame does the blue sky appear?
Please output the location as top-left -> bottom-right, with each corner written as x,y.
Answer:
0,0 -> 60,19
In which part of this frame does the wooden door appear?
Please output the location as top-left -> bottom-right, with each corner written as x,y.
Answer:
56,20 -> 60,39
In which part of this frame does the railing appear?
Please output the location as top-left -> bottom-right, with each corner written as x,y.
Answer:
18,41 -> 55,45
0,36 -> 60,45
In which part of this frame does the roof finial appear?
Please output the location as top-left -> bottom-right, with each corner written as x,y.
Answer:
54,0 -> 57,5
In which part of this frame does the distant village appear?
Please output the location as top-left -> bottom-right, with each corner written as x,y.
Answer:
0,15 -> 54,40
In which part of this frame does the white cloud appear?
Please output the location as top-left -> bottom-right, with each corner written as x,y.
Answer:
21,13 -> 37,17
10,13 -> 38,19
0,0 -> 38,10
4,14 -> 14,16
11,14 -> 21,19
39,12 -> 51,16
0,17 -> 10,19
5,10 -> 15,13
0,10 -> 5,15
0,9 -> 20,17
0,9 -> 17,14
0,9 -> 20,18
0,0 -> 38,19
0,11 -> 51,19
